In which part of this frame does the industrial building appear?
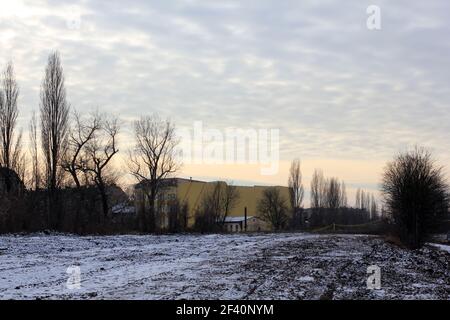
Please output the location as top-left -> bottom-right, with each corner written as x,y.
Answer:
134,178 -> 291,231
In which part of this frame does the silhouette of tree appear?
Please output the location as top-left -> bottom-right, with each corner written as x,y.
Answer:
381,147 -> 449,248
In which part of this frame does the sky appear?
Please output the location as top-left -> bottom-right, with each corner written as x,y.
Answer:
1,0 -> 450,205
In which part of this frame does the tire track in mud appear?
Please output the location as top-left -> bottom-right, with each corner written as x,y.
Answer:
319,237 -> 380,300
241,236 -> 343,300
240,235 -> 382,300
323,238 -> 450,300
240,241 -> 299,299
2,234 -> 448,299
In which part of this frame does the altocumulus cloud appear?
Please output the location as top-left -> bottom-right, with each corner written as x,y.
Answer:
1,0 -> 450,187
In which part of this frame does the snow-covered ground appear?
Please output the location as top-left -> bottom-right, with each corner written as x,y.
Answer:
0,233 -> 448,300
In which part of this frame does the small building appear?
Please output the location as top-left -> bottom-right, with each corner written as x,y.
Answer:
223,216 -> 270,233
106,184 -> 130,207
106,184 -> 134,215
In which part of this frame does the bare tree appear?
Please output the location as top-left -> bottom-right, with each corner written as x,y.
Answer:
288,159 -> 304,210
310,169 -> 326,226
62,111 -> 101,188
258,187 -> 288,231
196,182 -> 240,231
168,199 -> 189,233
311,169 -> 343,210
40,51 -> 70,192
381,147 -> 449,248
288,159 -> 304,228
222,183 -> 240,224
128,115 -> 180,231
340,181 -> 348,207
370,194 -> 378,220
0,61 -> 21,172
355,188 -> 361,209
11,130 -> 26,182
325,177 -> 341,210
83,116 -> 119,217
360,190 -> 366,210
355,187 -> 375,222
364,191 -> 371,213
29,111 -> 41,190
311,169 -> 352,226
310,169 -> 325,209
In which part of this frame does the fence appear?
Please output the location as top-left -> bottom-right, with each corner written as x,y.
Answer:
310,220 -> 386,234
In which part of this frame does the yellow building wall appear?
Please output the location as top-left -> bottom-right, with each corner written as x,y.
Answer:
174,179 -> 291,228
134,178 -> 291,229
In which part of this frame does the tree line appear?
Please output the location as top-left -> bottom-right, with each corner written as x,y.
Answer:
257,160 -> 380,231
0,51 -> 378,235
0,52 -> 180,234
1,52 -> 448,248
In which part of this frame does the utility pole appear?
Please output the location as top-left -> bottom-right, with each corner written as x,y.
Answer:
244,207 -> 247,232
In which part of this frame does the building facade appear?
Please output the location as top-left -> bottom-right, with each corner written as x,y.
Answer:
134,178 -> 291,231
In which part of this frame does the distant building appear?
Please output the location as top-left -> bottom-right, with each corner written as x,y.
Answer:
223,216 -> 270,233
106,184 -> 130,206
106,184 -> 135,214
134,177 -> 291,231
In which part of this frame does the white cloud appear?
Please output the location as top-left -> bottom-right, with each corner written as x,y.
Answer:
1,0 -> 450,188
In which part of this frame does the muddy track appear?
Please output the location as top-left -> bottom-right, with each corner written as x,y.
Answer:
239,235 -> 449,300
241,236 -> 353,300
319,239 -> 381,300
1,234 -> 448,299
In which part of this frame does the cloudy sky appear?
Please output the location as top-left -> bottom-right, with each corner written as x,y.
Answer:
1,0 -> 450,202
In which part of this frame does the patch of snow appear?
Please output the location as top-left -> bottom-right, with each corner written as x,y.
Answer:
428,243 -> 450,254
0,233 -> 448,300
298,276 -> 314,282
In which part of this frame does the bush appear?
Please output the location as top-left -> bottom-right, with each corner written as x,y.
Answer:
381,147 -> 449,249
